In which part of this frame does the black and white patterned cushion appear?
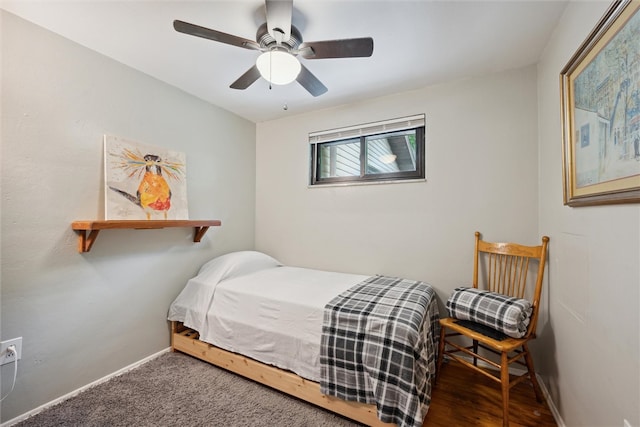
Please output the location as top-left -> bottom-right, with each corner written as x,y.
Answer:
446,287 -> 532,339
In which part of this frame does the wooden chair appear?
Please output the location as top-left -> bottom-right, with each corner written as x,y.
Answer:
436,231 -> 549,427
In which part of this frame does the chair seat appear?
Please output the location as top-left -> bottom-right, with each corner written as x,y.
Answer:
439,317 -> 532,352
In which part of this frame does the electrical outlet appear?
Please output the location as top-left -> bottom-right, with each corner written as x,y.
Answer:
0,337 -> 22,365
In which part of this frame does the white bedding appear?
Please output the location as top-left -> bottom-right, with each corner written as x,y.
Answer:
168,251 -> 369,381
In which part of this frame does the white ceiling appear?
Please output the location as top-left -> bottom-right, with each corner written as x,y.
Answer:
1,0 -> 569,123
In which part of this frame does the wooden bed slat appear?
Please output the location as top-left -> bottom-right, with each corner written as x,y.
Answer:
171,321 -> 394,426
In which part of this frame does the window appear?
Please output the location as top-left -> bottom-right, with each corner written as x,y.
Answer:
309,114 -> 425,186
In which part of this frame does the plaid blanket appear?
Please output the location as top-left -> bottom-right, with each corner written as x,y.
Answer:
320,276 -> 440,427
446,287 -> 532,338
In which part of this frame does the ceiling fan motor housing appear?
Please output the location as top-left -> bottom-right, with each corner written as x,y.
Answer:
257,22 -> 302,51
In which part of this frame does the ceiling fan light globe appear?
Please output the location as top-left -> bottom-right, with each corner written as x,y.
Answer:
256,51 -> 301,85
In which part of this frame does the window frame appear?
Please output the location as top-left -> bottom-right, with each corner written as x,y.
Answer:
309,120 -> 425,186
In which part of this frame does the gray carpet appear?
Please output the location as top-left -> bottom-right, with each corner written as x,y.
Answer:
16,352 -> 363,427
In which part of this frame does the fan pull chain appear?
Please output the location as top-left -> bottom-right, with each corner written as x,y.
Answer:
269,51 -> 273,90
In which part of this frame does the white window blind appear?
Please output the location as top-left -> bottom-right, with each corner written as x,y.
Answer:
308,114 -> 425,144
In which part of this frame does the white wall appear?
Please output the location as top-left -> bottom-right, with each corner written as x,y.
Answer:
537,2 -> 640,426
0,11 -> 256,422
256,66 -> 541,308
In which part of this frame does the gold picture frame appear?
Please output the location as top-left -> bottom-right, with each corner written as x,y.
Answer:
560,0 -> 640,206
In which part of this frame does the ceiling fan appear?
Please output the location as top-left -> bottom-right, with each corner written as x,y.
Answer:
173,0 -> 374,97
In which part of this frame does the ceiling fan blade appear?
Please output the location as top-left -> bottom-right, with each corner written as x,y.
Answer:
174,20 -> 261,51
265,0 -> 292,42
230,65 -> 262,90
296,64 -> 328,97
298,38 -> 374,59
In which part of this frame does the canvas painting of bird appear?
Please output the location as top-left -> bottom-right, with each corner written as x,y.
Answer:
104,135 -> 188,220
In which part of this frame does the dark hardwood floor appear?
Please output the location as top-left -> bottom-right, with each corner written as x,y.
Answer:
424,360 -> 557,426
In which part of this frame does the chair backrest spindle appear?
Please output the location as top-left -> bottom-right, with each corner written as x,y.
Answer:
471,231 -> 549,337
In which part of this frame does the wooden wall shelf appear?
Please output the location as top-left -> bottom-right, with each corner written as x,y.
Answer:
71,220 -> 221,253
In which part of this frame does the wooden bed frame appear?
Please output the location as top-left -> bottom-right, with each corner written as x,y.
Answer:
171,321 -> 394,426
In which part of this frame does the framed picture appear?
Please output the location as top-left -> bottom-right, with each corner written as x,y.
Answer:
560,0 -> 640,206
104,135 -> 189,220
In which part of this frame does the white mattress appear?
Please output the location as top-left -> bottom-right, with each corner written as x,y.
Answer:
168,251 -> 368,382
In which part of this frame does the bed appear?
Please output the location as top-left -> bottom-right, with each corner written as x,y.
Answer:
168,251 -> 440,427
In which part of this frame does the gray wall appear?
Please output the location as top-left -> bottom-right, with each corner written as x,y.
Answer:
1,11 -> 256,422
537,2 -> 640,426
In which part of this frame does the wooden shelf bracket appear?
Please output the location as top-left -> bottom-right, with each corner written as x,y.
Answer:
194,226 -> 210,243
71,220 -> 221,253
76,229 -> 101,253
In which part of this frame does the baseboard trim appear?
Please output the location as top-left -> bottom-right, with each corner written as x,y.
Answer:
536,374 -> 565,427
1,347 -> 170,427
